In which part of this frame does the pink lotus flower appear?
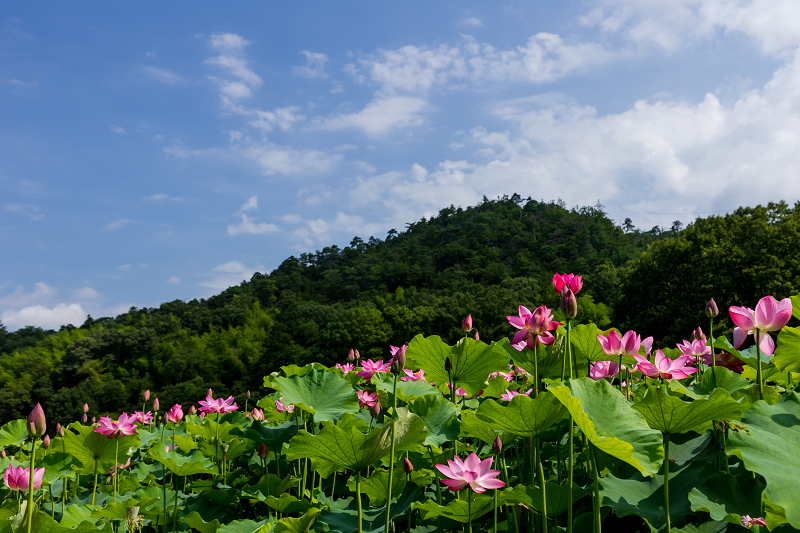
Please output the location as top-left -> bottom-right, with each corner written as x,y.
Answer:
131,411 -> 153,425
552,273 -> 583,294
488,370 -> 514,382
730,296 -> 792,355
400,369 -> 426,382
198,394 -> 239,415
634,350 -> 697,381
507,305 -> 561,350
4,465 -> 44,491
355,359 -> 392,380
166,404 -> 183,424
357,390 -> 380,408
677,339 -> 711,363
435,452 -> 505,493
250,408 -> 264,421
462,315 -> 473,332
589,361 -> 620,381
335,363 -> 355,374
109,458 -> 131,476
740,515 -> 767,528
275,397 -> 294,413
500,389 -> 532,401
702,351 -> 745,374
598,330 -> 641,357
94,413 -> 138,438
642,336 -> 653,356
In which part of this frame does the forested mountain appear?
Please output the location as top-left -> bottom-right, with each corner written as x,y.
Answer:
0,194 -> 756,425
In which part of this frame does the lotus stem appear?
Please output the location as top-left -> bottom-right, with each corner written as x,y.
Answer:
501,453 -> 519,533
591,444 -> 601,533
568,417 -> 574,533
468,489 -> 473,533
215,413 -> 221,473
384,373 -> 399,533
709,318 -> 715,369
664,433 -> 671,533
428,446 -> 443,506
91,458 -> 98,506
533,341 -> 540,398
114,437 -> 119,504
755,330 -> 763,400
494,473 -> 499,533
356,470 -> 363,533
536,437 -> 547,533
162,461 -> 167,533
618,355 -> 623,394
172,474 -> 179,533
27,437 -> 36,533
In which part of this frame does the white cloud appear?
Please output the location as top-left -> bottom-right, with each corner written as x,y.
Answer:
1,303 -> 87,330
107,219 -> 137,230
72,287 -> 100,299
209,33 -> 251,52
4,203 -> 45,221
236,141 -> 343,175
0,282 -> 56,311
1,79 -> 37,88
198,260 -> 262,291
167,276 -> 181,284
110,125 -> 127,135
281,214 -> 302,224
292,50 -> 329,78
238,196 -> 258,212
144,193 -> 184,202
138,65 -> 183,85
459,17 -> 484,28
313,96 -> 430,136
292,212 -> 382,245
118,264 -> 131,271
227,214 -> 280,235
248,106 -> 305,132
205,33 -> 262,106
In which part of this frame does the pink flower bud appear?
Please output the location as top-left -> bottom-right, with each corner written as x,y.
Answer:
251,408 -> 264,421
42,435 -> 50,449
354,349 -> 361,360
369,402 -> 381,419
403,457 -> 413,474
143,390 -> 150,401
153,398 -> 159,411
347,349 -> 355,362
58,425 -> 65,437
257,443 -> 269,458
473,331 -> 480,341
560,287 -> 578,319
691,327 -> 706,343
207,388 -> 213,397
492,436 -> 503,455
246,390 -> 251,399
444,357 -> 453,372
391,345 -> 406,373
188,405 -> 197,416
81,414 -> 88,424
27,403 -> 46,438
91,416 -> 96,423
166,404 -> 184,424
83,403 -> 89,413
462,315 -> 473,332
0,450 -> 5,458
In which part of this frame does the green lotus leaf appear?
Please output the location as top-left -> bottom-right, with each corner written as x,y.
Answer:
570,323 -> 618,363
180,512 -> 221,533
405,334 -> 509,397
458,411 -> 516,446
171,434 -> 198,452
407,394 -> 460,447
317,485 -> 421,533
0,420 -> 29,448
185,417 -> 248,445
481,376 -> 512,399
413,494 -> 495,524
242,474 -> 297,500
600,463 -> 717,530
731,385 -> 782,407
500,482 -> 590,517
58,504 -> 101,528
347,468 -> 407,506
148,446 -> 219,477
264,368 -> 359,423
236,420 -> 298,449
689,475 -> 765,525
475,391 -> 567,437
198,437 -> 253,462
62,423 -> 140,475
39,453 -> 82,484
217,519 -> 269,533
692,367 -> 752,396
255,508 -> 320,533
726,392 -> 800,528
496,338 -> 564,380
262,493 -> 312,515
633,386 -> 745,434
373,374 -> 440,402
671,522 -> 728,533
286,409 -> 427,470
668,432 -> 715,467
771,326 -> 800,373
549,378 -> 663,476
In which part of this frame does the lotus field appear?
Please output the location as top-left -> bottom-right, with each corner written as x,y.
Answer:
3,273 -> 800,533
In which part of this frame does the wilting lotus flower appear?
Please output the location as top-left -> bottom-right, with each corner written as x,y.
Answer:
356,390 -> 380,408
730,296 -> 792,355
131,411 -> 154,425
435,452 -> 505,493
740,515 -> 767,528
702,351 -> 745,373
275,397 -> 294,413
500,389 -> 532,401
462,315 -> 473,332
635,350 -> 697,381
335,363 -> 355,374
677,339 -> 711,364
4,466 -> 44,491
598,330 -> 641,358
250,408 -> 264,421
95,413 -> 138,438
507,305 -> 560,350
198,395 -> 238,415
552,273 -> 583,294
355,359 -> 392,380
590,361 -> 620,381
400,369 -> 426,382
166,404 -> 183,424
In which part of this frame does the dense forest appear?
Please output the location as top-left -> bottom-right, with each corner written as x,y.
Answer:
2,195 -> 798,426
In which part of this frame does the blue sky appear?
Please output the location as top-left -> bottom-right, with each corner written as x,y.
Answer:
3,1 -> 800,330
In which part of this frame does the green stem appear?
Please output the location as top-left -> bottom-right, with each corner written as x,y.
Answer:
356,470 -> 363,533
91,459 -> 98,506
494,471 -> 499,533
428,446 -> 443,506
113,437 -> 119,504
664,433 -> 671,533
384,374 -> 399,533
468,489 -> 473,533
536,437 -> 547,533
215,413 -> 221,475
568,417 -> 574,533
532,341 -> 539,398
756,330 -> 763,401
501,454 -> 520,533
709,319 -> 715,369
592,444 -> 601,533
27,437 -> 36,533
162,462 -> 167,533
172,474 -> 179,533
618,355 -> 623,394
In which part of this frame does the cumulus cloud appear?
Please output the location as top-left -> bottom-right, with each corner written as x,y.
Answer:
227,196 -> 280,235
4,203 -> 45,221
459,17 -> 484,28
313,96 -> 430,136
110,125 -> 127,135
1,303 -> 87,330
138,65 -> 183,85
292,50 -> 329,78
235,141 -> 342,175
198,260 -> 262,291
167,276 -> 181,284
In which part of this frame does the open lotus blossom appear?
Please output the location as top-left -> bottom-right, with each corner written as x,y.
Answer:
109,458 -> 131,476
400,369 -> 426,382
730,295 -> 792,355
677,339 -> 711,364
355,359 -> 392,380
642,336 -> 654,356
95,413 -> 138,438
198,395 -> 239,415
507,305 -> 561,350
4,465 -> 44,491
166,404 -> 183,424
488,369 -> 514,382
275,398 -> 294,413
335,363 -> 355,374
590,361 -> 620,381
634,350 -> 697,381
740,515 -> 767,528
500,389 -> 532,401
356,390 -> 380,408
598,330 -> 641,357
702,351 -> 746,374
552,273 -> 583,294
435,452 -> 505,493
131,411 -> 153,425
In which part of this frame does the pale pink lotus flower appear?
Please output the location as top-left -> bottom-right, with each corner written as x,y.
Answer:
455,387 -> 468,397
335,363 -> 355,374
4,465 -> 44,491
275,397 -> 294,413
131,411 -> 154,425
95,413 -> 138,438
165,444 -> 177,452
730,296 -> 793,355
435,452 -> 505,493
642,336 -> 654,356
589,361 -> 620,381
552,273 -> 583,294
512,366 -> 530,377
166,404 -> 183,424
634,350 -> 697,381
109,458 -> 131,476
507,305 -> 561,350
702,351 -> 745,374
488,369 -> 514,382
198,395 -> 239,415
356,390 -> 380,408
598,330 -> 641,358
250,408 -> 264,421
400,369 -> 426,382
355,359 -> 392,381
677,339 -> 711,365
500,389 -> 532,401
740,515 -> 767,528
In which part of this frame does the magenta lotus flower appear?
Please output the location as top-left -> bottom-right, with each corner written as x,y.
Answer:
400,369 -> 426,382
335,363 -> 355,374
356,390 -> 380,408
635,350 -> 697,381
4,465 -> 44,491
740,515 -> 767,528
355,359 -> 392,380
131,411 -> 153,425
677,339 -> 711,363
702,351 -> 745,374
389,345 -> 408,372
507,305 -> 561,350
598,330 -> 641,357
500,389 -> 532,401
198,394 -> 239,415
435,452 -> 505,493
94,413 -> 138,438
553,273 -> 583,294
250,408 -> 264,421
275,397 -> 294,413
590,361 -> 620,381
730,296 -> 792,355
166,404 -> 183,424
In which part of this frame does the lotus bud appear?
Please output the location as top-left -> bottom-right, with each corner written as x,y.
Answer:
444,357 -> 453,372
473,331 -> 480,341
42,435 -> 50,449
369,402 -> 381,419
188,405 -> 197,416
462,315 -> 473,332
27,403 -> 46,438
560,287 -> 578,319
81,414 -> 88,424
692,327 -> 706,343
251,408 -> 264,421
257,443 -> 269,458
163,413 -> 169,425
705,298 -> 719,318
83,403 -> 89,413
347,349 -> 355,362
56,422 -> 62,434
0,450 -> 5,458
91,417 -> 96,424
354,349 -> 361,360
153,398 -> 160,411
403,457 -> 413,474
58,424 -> 65,437
492,436 -> 503,455
246,390 -> 251,399
143,390 -> 150,401
208,388 -> 213,397
391,345 -> 406,373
